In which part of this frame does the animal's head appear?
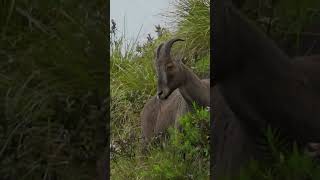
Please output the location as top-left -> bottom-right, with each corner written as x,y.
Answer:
154,38 -> 185,100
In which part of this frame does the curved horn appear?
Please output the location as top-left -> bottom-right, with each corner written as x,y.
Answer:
161,38 -> 184,58
155,43 -> 164,59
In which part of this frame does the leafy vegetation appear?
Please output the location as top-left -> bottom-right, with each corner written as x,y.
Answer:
238,128 -> 320,180
141,105 -> 210,179
216,126 -> 320,180
111,102 -> 210,179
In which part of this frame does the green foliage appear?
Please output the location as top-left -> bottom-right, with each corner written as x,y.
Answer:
0,1 -> 107,179
170,103 -> 210,157
217,126 -> 320,180
165,0 -> 210,59
193,55 -> 210,78
112,105 -> 210,180
239,146 -> 320,180
236,127 -> 320,180
145,105 -> 209,179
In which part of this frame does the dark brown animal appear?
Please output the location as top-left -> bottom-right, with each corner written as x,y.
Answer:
293,55 -> 320,91
212,1 -> 320,178
141,39 -> 210,147
212,85 -> 258,179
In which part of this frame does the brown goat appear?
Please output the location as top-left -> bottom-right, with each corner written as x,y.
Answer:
140,90 -> 189,145
141,39 -> 210,147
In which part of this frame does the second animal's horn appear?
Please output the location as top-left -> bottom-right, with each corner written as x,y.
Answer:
162,38 -> 185,57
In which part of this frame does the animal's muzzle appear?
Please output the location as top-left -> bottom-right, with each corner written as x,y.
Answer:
157,90 -> 170,100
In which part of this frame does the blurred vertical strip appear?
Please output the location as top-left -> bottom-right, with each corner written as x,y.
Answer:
0,0 -> 109,179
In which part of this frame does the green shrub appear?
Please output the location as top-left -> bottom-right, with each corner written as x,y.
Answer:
139,104 -> 210,180
237,127 -> 320,180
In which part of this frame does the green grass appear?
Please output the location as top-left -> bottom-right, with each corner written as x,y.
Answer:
165,0 -> 210,59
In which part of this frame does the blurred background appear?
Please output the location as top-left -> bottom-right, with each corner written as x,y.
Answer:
0,1 -> 107,179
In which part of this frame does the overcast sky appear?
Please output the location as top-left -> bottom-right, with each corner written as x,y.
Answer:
110,0 -> 172,44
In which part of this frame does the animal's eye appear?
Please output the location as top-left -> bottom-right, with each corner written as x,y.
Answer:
166,63 -> 174,70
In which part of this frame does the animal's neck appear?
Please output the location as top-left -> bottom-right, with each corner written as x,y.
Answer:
179,64 -> 209,107
215,4 -> 293,81
215,4 -> 295,125
215,4 -> 320,142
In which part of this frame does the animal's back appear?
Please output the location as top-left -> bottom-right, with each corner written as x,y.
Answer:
155,90 -> 189,132
141,89 -> 189,144
294,55 -> 320,91
141,96 -> 159,143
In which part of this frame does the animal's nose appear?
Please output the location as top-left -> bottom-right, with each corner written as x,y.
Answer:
157,91 -> 163,97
